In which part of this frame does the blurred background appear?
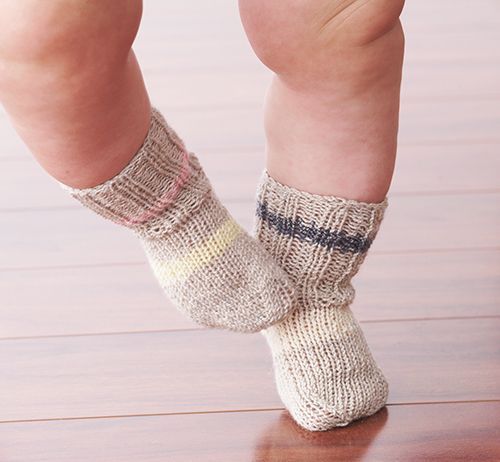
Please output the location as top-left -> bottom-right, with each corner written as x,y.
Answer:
0,1 -> 499,460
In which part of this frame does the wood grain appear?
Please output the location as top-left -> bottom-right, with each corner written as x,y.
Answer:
0,264 -> 197,339
1,249 -> 498,339
1,192 -> 499,270
0,0 -> 498,458
1,317 -> 499,422
125,100 -> 500,155
355,249 -> 500,321
130,0 -> 500,74
0,403 -> 498,462
2,97 -> 499,163
88,60 -> 500,111
2,142 -> 499,210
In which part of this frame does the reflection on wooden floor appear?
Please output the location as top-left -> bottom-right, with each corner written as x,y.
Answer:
0,1 -> 499,460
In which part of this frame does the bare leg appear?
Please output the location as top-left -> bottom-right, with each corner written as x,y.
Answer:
239,0 -> 405,202
0,0 -> 296,333
243,0 -> 406,430
0,0 -> 150,188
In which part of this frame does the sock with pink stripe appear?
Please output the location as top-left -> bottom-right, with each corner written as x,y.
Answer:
61,107 -> 295,332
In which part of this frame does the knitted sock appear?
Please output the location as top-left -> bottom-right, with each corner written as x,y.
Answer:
255,172 -> 389,431
62,108 -> 295,332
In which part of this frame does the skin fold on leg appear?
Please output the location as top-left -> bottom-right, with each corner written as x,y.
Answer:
239,0 -> 405,202
0,0 -> 151,188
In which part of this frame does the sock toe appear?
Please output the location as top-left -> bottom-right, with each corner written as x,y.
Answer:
263,303 -> 389,432
64,108 -> 297,332
274,345 -> 389,431
255,171 -> 389,431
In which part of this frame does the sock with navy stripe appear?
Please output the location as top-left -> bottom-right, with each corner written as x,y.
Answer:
255,172 -> 389,431
61,108 -> 295,332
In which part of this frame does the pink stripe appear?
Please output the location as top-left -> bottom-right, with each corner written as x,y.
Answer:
118,150 -> 191,226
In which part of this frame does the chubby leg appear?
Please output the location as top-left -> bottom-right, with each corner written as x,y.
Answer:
0,0 -> 296,332
0,0 -> 150,188
240,0 -> 405,202
243,0 -> 405,430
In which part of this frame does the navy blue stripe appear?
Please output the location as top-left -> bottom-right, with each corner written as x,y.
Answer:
256,201 -> 372,254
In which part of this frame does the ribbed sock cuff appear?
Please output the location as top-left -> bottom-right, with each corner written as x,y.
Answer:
255,171 -> 387,254
255,171 -> 388,298
61,108 -> 211,236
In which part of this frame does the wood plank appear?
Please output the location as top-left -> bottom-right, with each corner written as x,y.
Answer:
135,30 -> 500,78
0,1 -> 499,159
401,60 -> 500,102
130,0 -> 500,75
119,0 -> 500,112
0,0 -> 497,457
0,402 -> 499,462
1,193 -> 499,270
0,120 -> 30,160
0,159 -> 75,210
142,0 -> 500,43
2,97 -> 500,162
390,143 -> 500,194
1,142 -> 499,209
0,63 -> 498,157
355,249 -> 500,321
0,209 -> 145,270
130,100 -> 500,154
1,318 -> 499,421
86,59 -> 500,111
370,192 -> 500,253
1,249 -> 498,338
129,99 -> 500,154
115,60 -> 500,111
0,265 -> 197,338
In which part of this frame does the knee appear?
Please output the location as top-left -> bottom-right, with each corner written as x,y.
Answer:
0,0 -> 142,72
239,0 -> 405,75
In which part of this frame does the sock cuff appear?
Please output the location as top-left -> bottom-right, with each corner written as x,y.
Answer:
62,108 -> 211,236
255,171 -> 388,255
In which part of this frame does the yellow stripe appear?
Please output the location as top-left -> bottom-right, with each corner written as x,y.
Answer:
152,219 -> 242,283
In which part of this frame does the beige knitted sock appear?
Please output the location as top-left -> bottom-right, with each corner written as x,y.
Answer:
255,172 -> 389,431
62,108 -> 295,332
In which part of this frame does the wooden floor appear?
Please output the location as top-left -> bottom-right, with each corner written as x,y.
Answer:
1,1 -> 500,460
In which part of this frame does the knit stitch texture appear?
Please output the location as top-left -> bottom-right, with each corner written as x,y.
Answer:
62,108 -> 295,332
255,172 -> 389,431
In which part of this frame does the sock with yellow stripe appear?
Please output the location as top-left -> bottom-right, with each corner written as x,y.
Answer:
62,108 -> 295,332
